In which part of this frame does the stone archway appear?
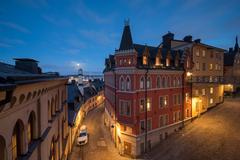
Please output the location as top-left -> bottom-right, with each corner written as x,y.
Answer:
0,135 -> 7,160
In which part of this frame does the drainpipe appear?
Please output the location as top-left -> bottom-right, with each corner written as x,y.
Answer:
144,67 -> 149,154
181,71 -> 185,128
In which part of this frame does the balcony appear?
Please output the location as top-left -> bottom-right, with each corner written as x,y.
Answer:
186,76 -> 224,83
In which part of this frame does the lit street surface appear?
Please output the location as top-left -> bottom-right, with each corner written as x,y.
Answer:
69,105 -> 130,160
146,98 -> 240,160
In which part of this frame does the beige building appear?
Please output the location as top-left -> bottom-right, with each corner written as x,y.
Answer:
0,59 -> 69,160
172,36 -> 225,117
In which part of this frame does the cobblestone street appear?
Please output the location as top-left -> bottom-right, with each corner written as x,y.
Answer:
147,98 -> 240,160
69,105 -> 130,160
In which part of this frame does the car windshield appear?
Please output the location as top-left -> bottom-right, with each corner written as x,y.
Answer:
80,132 -> 87,137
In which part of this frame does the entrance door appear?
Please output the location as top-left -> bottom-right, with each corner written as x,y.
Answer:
124,141 -> 132,156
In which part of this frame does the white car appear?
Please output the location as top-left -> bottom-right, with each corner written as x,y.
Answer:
77,125 -> 88,145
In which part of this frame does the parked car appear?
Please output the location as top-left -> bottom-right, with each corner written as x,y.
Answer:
77,125 -> 88,145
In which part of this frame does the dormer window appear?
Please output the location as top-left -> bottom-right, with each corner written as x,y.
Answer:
166,51 -> 171,67
166,58 -> 170,67
156,56 -> 160,66
143,55 -> 148,65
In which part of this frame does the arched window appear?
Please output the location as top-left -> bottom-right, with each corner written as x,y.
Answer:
157,76 -> 161,88
167,77 -> 171,87
0,135 -> 7,160
12,120 -> 25,160
147,77 -> 151,88
177,77 -> 181,87
162,76 -> 166,88
173,77 -> 176,87
48,100 -> 51,121
119,77 -> 125,91
62,118 -> 65,150
140,76 -> 144,89
126,76 -> 131,91
51,98 -> 55,116
28,111 -> 36,146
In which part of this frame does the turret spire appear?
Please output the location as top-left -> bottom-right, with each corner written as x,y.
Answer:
234,35 -> 239,52
119,19 -> 133,51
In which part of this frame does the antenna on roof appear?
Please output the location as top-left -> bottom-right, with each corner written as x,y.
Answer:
124,18 -> 130,26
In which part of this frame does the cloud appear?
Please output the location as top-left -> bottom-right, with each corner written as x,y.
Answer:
41,60 -> 86,75
74,1 -> 113,24
79,29 -> 118,46
42,14 -> 72,27
0,21 -> 31,33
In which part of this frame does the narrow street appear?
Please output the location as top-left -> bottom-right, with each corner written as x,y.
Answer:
69,104 -> 130,160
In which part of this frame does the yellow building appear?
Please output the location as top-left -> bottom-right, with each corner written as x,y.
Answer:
0,59 -> 69,160
172,36 -> 225,117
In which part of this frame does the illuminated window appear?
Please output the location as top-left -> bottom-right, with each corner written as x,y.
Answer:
210,87 -> 213,94
128,59 -> 131,65
195,90 -> 199,95
209,64 -> 213,70
156,56 -> 160,66
143,55 -> 147,65
159,96 -> 168,108
210,98 -> 213,104
215,64 -> 218,70
12,120 -> 24,160
166,58 -> 170,66
209,76 -> 213,82
147,98 -> 151,111
27,112 -> 36,146
139,99 -> 145,112
202,89 -> 206,95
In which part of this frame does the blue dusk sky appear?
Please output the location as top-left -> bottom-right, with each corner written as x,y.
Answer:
0,0 -> 239,75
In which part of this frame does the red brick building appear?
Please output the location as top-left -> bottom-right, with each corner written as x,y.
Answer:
104,23 -> 192,157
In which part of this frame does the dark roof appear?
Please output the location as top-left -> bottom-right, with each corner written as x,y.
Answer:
0,61 -> 65,88
83,86 -> 97,101
68,103 -> 81,127
67,83 -> 81,103
224,53 -> 235,66
91,79 -> 104,92
13,58 -> 38,62
119,24 -> 134,50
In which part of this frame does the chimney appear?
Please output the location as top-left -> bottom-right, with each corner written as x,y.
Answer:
194,39 -> 201,43
183,35 -> 192,42
14,58 -> 40,74
162,32 -> 174,48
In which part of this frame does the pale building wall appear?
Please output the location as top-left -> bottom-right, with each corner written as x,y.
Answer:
0,78 -> 69,160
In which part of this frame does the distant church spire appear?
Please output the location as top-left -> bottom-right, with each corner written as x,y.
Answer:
234,35 -> 239,52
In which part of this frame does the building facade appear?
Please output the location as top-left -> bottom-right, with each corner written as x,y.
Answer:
104,24 -> 192,157
0,59 -> 69,160
172,35 -> 225,116
224,36 -> 240,93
